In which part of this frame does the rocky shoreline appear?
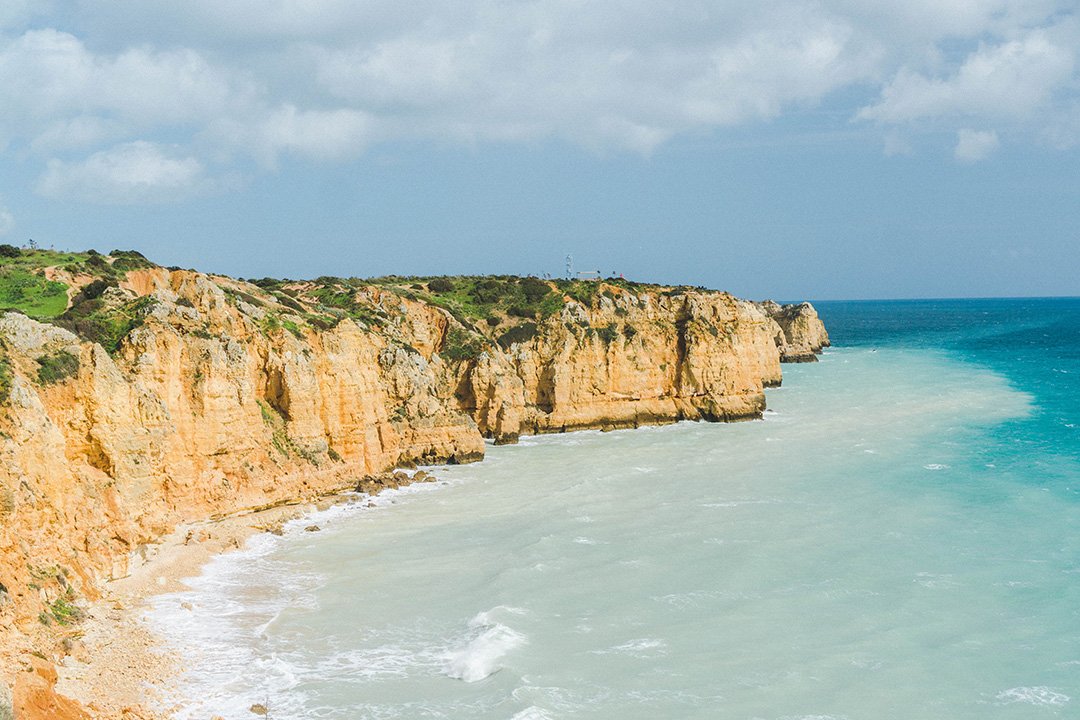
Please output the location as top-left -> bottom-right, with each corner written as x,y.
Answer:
0,254 -> 827,718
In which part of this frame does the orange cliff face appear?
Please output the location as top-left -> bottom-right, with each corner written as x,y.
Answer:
0,268 -> 827,715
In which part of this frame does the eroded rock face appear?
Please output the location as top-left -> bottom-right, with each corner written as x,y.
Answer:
757,300 -> 831,363
465,290 -> 783,440
0,269 -> 826,708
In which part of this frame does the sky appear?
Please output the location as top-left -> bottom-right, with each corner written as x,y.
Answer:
1,1 -> 1078,300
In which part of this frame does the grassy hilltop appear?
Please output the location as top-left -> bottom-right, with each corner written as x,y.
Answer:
0,244 -> 713,361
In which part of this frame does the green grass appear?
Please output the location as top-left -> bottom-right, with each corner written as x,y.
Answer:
0,267 -> 69,318
0,248 -> 89,270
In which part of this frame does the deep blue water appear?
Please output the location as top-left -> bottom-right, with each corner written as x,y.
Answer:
817,298 -> 1080,499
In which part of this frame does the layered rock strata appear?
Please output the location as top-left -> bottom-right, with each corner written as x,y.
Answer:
0,267 -> 826,717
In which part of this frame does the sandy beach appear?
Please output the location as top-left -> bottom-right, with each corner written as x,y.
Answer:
52,496 -> 353,719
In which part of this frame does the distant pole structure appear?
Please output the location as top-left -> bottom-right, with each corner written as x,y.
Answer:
565,254 -> 573,280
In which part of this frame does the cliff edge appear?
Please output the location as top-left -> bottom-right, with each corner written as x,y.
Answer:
0,249 -> 827,717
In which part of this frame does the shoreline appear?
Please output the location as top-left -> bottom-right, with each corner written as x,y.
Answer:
48,419 -> 752,717
52,492 -> 366,718
47,421 -> 729,717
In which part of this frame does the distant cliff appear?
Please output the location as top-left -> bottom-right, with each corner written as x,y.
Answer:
0,250 -> 827,716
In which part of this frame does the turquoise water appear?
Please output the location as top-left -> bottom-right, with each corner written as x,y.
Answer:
151,299 -> 1080,719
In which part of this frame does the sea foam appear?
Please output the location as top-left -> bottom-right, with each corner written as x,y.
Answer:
443,607 -> 528,682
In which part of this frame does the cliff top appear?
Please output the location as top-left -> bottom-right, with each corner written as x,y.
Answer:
0,246 -> 730,360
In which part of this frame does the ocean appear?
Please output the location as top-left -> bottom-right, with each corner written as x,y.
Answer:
149,298 -> 1080,719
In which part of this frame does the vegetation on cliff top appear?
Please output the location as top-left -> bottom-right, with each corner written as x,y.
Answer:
0,245 -> 720,364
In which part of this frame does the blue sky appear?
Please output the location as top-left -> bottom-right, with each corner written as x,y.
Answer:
1,1 -> 1078,299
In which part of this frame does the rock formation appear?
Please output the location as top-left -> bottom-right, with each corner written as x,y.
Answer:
0,257 -> 828,716
758,300 -> 831,362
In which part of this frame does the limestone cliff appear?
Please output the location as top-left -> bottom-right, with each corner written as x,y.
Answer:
0,254 -> 827,716
758,300 -> 831,362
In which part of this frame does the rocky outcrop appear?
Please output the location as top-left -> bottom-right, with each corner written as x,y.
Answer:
758,300 -> 830,362
0,267 -> 825,714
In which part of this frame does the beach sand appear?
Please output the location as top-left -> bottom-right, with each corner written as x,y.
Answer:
52,497 -> 348,719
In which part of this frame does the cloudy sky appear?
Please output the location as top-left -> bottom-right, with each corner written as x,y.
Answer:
1,1 -> 1078,298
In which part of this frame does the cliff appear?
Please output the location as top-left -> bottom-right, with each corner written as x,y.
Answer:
0,251 -> 827,717
758,300 -> 831,362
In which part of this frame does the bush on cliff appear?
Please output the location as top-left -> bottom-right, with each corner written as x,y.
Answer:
428,277 -> 455,293
596,323 -> 619,344
56,295 -> 156,355
109,249 -> 155,273
36,349 -> 79,385
497,322 -> 538,349
441,327 -> 484,361
520,276 -> 550,303
0,352 -> 11,405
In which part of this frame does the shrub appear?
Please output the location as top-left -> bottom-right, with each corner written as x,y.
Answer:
109,250 -> 154,273
428,278 -> 455,293
497,322 -> 538,349
36,350 -> 80,385
441,327 -> 484,361
520,277 -> 550,303
48,592 -> 84,625
0,354 -> 11,404
597,323 -> 619,344
86,254 -> 111,272
470,278 -> 507,304
56,296 -> 156,355
485,316 -> 500,327
0,245 -> 20,258
538,293 -> 564,318
272,292 -> 305,312
78,279 -> 112,301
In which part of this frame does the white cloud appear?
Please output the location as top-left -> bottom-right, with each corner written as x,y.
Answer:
208,105 -> 374,168
859,31 -> 1075,123
36,141 -> 210,204
310,4 -> 874,152
0,1 -> 1075,201
954,128 -> 1000,161
0,29 -> 252,136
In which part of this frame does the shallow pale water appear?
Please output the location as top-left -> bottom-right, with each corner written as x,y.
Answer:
150,299 -> 1080,719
